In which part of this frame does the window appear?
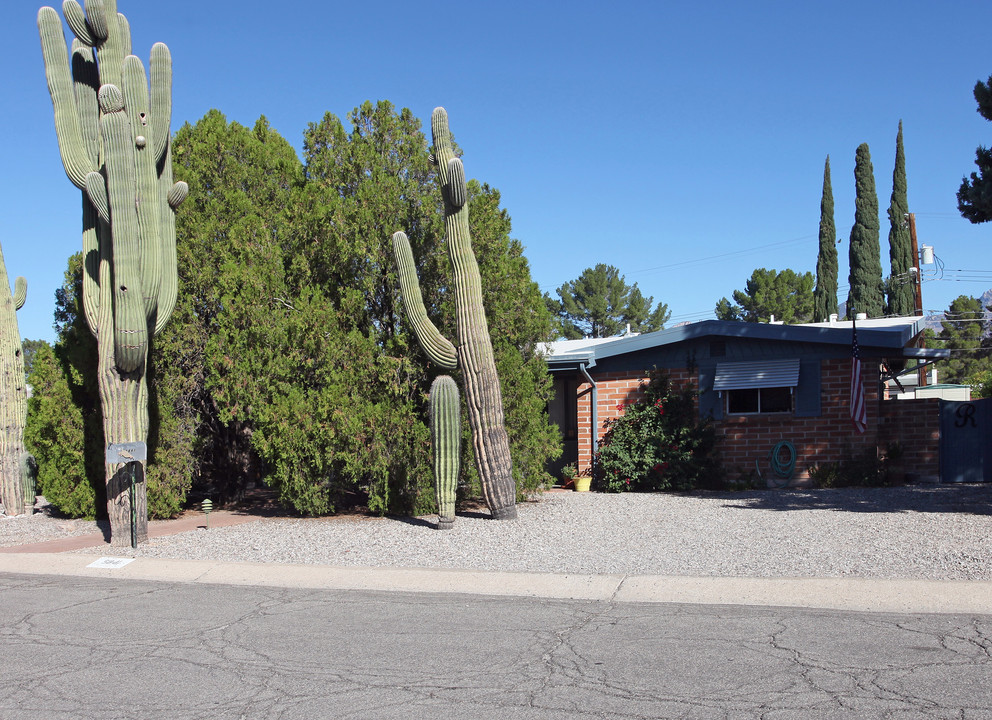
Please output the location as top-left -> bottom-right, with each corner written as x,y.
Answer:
726,386 -> 793,414
714,359 -> 799,416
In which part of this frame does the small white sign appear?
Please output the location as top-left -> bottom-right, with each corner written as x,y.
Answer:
87,557 -> 135,569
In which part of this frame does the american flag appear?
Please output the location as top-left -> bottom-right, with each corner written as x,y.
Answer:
849,317 -> 867,433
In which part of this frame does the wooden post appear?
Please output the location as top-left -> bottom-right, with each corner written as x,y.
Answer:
908,213 -> 927,387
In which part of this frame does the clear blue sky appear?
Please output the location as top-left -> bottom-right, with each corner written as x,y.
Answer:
7,0 -> 991,343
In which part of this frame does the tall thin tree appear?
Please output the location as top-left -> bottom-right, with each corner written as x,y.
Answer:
886,122 -> 914,316
847,143 -> 885,318
813,156 -> 838,322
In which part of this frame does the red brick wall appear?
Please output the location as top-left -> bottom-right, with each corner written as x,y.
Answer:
877,397 -> 941,477
717,362 -> 877,478
574,368 -> 692,475
570,361 -> 940,482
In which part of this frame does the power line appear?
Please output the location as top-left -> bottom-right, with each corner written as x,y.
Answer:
627,235 -> 816,276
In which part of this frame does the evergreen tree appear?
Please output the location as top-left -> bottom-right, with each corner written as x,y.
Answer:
886,122 -> 915,316
20,339 -> 48,381
812,156 -> 838,322
164,110 -> 304,508
847,143 -> 885,318
715,268 -> 815,323
550,264 -> 670,338
932,295 -> 992,385
31,105 -> 560,518
958,75 -> 992,223
24,254 -> 104,518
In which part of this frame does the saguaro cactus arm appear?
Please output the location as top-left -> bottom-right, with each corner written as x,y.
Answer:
430,375 -> 460,529
392,231 -> 458,370
38,7 -> 93,189
13,277 -> 26,311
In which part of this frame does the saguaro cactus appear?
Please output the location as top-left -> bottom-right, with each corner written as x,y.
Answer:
392,107 -> 517,520
20,452 -> 38,516
429,375 -> 460,529
0,240 -> 28,515
38,2 -> 187,544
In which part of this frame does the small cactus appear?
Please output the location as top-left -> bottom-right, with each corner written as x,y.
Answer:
0,239 -> 28,515
429,375 -> 460,529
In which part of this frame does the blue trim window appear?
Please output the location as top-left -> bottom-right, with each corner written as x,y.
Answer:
715,359 -> 799,416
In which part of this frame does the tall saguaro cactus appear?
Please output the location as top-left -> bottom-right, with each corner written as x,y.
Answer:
38,2 -> 187,544
392,107 -> 517,520
0,240 -> 28,515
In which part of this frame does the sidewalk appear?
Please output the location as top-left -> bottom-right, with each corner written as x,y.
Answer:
0,508 -> 258,554
2,498 -> 991,615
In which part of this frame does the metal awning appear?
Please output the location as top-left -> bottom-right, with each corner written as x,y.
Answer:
713,359 -> 800,391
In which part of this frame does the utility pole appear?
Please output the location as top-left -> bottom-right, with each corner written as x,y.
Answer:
907,213 -> 927,387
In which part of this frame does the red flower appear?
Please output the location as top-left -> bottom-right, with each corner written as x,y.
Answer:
616,403 -> 625,412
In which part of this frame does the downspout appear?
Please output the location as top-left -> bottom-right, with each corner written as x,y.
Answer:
579,362 -> 598,475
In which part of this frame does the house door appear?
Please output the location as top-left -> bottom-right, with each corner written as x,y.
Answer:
547,375 -> 579,477
939,398 -> 992,483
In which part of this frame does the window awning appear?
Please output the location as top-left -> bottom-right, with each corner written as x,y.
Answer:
713,359 -> 800,391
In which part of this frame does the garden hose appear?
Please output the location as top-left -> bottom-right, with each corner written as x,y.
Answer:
755,440 -> 796,488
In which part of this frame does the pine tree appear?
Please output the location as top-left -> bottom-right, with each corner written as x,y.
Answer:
958,75 -> 992,223
886,122 -> 914,316
812,156 -> 838,321
847,143 -> 885,318
933,295 -> 992,384
551,264 -> 670,338
715,268 -> 815,323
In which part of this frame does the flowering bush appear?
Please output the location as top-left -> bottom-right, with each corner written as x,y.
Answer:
595,368 -> 720,492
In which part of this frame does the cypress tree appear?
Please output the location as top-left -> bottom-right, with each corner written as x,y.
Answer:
813,156 -> 838,321
886,122 -> 914,316
847,143 -> 885,318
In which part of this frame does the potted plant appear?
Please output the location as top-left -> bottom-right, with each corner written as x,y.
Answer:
560,464 -> 577,489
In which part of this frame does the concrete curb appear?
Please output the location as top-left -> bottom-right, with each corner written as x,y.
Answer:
1,553 -> 990,614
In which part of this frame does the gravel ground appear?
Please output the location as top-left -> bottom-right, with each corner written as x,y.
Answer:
3,485 -> 992,581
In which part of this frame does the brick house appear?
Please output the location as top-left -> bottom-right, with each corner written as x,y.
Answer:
545,317 -> 949,485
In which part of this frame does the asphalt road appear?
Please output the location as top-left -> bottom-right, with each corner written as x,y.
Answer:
1,571 -> 990,719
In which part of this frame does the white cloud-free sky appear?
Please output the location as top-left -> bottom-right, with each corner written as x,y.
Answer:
7,0 -> 991,342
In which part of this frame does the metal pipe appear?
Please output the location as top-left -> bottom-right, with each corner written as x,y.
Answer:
578,362 -> 598,475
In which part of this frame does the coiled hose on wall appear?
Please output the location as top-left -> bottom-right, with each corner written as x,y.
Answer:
756,440 -> 796,487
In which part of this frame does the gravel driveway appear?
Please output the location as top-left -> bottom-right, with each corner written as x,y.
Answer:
3,484 -> 991,581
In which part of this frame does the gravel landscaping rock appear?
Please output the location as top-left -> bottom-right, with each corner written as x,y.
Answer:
4,485 -> 992,581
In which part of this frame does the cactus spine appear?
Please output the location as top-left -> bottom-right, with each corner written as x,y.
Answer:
0,240 -> 28,515
38,2 -> 186,544
392,107 -> 517,520
429,375 -> 460,529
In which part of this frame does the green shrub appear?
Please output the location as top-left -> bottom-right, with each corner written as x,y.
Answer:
595,368 -> 720,492
25,343 -> 103,518
808,450 -> 885,488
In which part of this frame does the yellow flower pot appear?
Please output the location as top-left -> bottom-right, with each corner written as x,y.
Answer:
573,476 -> 592,492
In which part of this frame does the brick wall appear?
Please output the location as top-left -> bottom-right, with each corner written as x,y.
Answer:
877,397 -> 941,478
717,361 -> 878,478
571,361 -> 940,482
574,368 -> 692,475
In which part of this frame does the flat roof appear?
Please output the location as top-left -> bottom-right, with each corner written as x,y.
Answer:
544,317 -> 949,368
